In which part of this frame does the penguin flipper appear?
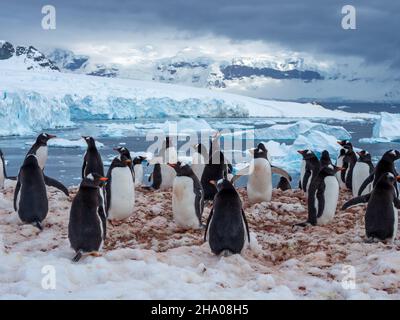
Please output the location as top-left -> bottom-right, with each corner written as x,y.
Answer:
241,209 -> 251,243
302,170 -> 311,192
13,180 -> 20,212
307,185 -> 318,225
204,208 -> 214,242
230,165 -> 250,184
271,166 -> 292,182
393,197 -> 400,209
342,194 -> 370,210
357,173 -> 374,196
44,175 -> 69,196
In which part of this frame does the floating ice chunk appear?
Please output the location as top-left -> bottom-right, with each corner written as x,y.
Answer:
292,130 -> 341,156
370,112 -> 400,142
255,120 -> 351,140
25,138 -> 104,148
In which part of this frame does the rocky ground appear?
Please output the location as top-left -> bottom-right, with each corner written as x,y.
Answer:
1,180 -> 399,299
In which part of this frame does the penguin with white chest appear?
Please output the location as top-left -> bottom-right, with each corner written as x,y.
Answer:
204,172 -> 250,256
342,172 -> 400,243
297,149 -> 320,194
358,149 -> 400,197
295,165 -> 342,227
132,156 -> 147,187
231,143 -> 291,204
82,136 -> 104,178
169,162 -> 204,229
105,154 -> 135,221
0,149 -> 11,188
191,143 -> 208,181
68,173 -> 108,262
149,137 -> 177,190
26,133 -> 56,170
335,148 -> 346,188
352,150 -> 374,197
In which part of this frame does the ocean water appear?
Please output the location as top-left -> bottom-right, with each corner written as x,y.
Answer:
0,103 -> 399,188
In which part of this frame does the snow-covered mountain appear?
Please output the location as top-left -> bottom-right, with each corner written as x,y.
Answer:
0,41 -> 59,71
0,41 -> 398,102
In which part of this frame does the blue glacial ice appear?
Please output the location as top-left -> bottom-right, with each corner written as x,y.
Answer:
359,112 -> 400,144
255,120 -> 351,140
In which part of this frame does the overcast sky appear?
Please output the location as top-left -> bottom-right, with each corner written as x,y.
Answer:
1,0 -> 399,68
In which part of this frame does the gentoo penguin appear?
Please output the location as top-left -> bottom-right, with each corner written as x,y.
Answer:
277,176 -> 291,191
105,154 -> 135,221
82,136 -> 104,178
0,149 -> 7,188
132,156 -> 146,186
113,146 -> 135,180
352,150 -> 374,197
341,144 -> 358,191
204,172 -> 250,256
68,173 -> 108,262
26,133 -> 56,170
14,155 -> 48,230
358,149 -> 400,196
335,149 -> 347,189
297,150 -> 320,194
342,172 -> 400,242
191,143 -> 208,181
295,165 -> 342,227
169,162 -> 204,229
201,150 -> 229,200
320,150 -> 333,167
149,136 -> 177,190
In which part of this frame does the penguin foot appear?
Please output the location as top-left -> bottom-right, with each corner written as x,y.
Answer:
89,252 -> 102,257
293,221 -> 310,228
72,251 -> 83,263
220,249 -> 233,257
32,221 -> 43,231
364,237 -> 379,244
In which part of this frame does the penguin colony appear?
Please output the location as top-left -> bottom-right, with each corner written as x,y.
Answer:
1,133 -> 400,262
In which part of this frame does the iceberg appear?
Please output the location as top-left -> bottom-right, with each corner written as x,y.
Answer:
369,112 -> 400,142
255,120 -> 351,140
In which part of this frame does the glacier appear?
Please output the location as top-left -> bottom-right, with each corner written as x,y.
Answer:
254,120 -> 351,140
0,69 -> 376,137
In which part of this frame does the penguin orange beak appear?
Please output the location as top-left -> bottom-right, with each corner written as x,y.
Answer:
396,176 -> 400,182
297,150 -> 304,154
167,163 -> 176,168
99,177 -> 108,182
336,167 -> 346,172
48,134 -> 56,139
209,180 -> 216,186
337,141 -> 344,145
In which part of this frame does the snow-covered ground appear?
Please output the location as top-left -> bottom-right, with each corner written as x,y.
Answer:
0,69 -> 376,136
1,179 -> 399,299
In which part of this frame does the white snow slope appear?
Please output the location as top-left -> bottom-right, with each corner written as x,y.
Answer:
0,69 -> 375,136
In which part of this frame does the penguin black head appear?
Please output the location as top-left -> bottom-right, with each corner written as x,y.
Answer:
23,154 -> 39,167
210,176 -> 235,192
250,143 -> 268,159
82,136 -> 97,149
168,161 -> 194,177
337,140 -> 352,149
133,156 -> 147,165
320,150 -> 332,166
193,143 -> 207,155
377,172 -> 400,189
357,150 -> 372,162
36,133 -> 56,145
297,149 -> 316,160
114,154 -> 132,168
82,173 -> 108,188
113,146 -> 130,158
382,149 -> 400,162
